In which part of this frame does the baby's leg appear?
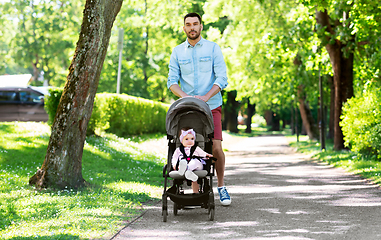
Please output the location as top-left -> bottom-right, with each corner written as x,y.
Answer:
187,160 -> 203,171
187,160 -> 203,193
191,182 -> 199,193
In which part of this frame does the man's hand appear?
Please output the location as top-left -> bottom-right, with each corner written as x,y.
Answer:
195,85 -> 221,102
194,95 -> 209,102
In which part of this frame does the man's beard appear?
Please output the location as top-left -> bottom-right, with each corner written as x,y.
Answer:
187,30 -> 200,40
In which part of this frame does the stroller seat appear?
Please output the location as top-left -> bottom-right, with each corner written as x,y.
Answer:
169,170 -> 208,179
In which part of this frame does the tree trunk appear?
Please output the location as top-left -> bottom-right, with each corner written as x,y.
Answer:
270,114 -> 280,131
29,0 -> 123,189
298,86 -> 319,140
264,110 -> 273,127
291,104 -> 295,135
316,10 -> 354,150
223,91 -> 239,133
327,75 -> 335,139
245,99 -> 256,133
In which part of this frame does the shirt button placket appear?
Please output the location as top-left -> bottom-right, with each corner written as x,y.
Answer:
193,46 -> 198,95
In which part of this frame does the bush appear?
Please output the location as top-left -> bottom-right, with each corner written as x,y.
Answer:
252,114 -> 267,127
44,87 -> 64,125
340,86 -> 381,159
45,90 -> 169,136
90,93 -> 169,136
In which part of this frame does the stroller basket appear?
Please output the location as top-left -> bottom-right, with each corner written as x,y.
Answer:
167,186 -> 209,206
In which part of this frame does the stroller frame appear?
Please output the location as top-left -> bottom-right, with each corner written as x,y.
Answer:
162,97 -> 216,222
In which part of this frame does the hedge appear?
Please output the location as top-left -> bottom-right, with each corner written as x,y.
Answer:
45,88 -> 169,136
340,86 -> 381,159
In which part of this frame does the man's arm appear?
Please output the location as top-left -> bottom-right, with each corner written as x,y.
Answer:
195,84 -> 221,102
195,43 -> 226,103
169,84 -> 190,98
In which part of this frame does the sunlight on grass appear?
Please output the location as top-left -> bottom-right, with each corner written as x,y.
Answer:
0,122 -> 166,239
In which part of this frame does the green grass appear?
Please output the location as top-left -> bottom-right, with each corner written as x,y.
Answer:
0,122 -> 165,239
287,135 -> 381,185
234,124 -> 292,137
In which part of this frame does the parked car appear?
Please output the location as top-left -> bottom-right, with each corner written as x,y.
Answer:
0,87 -> 49,122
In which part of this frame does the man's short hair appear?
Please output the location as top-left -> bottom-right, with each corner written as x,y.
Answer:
184,12 -> 202,24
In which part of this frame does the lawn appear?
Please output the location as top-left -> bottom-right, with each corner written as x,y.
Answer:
0,122 -> 166,239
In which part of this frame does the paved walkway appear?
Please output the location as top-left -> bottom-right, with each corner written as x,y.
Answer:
112,135 -> 381,240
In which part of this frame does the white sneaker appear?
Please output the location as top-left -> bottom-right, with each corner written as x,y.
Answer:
178,160 -> 187,176
185,170 -> 198,182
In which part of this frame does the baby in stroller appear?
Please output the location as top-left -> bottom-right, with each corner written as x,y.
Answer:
171,127 -> 213,193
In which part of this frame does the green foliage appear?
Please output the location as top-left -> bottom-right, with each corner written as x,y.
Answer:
91,93 -> 169,136
252,114 -> 267,127
2,0 -> 381,149
204,0 -> 321,117
300,0 -> 381,94
44,87 -> 64,125
340,86 -> 381,159
98,0 -> 203,101
45,89 -> 169,136
1,0 -> 83,86
0,122 -> 164,239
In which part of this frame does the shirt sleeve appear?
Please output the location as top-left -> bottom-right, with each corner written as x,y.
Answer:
194,146 -> 208,158
167,49 -> 180,89
213,44 -> 228,91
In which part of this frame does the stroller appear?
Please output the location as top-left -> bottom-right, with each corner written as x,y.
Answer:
162,97 -> 216,222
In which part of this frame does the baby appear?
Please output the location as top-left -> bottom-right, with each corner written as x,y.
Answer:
171,128 -> 213,193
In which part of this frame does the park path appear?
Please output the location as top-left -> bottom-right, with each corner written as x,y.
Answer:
112,135 -> 381,240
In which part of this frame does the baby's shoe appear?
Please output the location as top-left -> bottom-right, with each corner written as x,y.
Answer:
178,160 -> 187,176
185,170 -> 198,182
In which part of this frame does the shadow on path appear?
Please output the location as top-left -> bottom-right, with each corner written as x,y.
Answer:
112,136 -> 381,240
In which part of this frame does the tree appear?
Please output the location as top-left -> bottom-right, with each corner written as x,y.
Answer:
245,99 -> 256,133
205,0 -> 380,147
223,90 -> 239,133
315,9 -> 354,149
204,0 -> 305,133
29,0 -> 123,189
98,0 -> 206,101
302,0 -> 381,149
1,0 -> 83,86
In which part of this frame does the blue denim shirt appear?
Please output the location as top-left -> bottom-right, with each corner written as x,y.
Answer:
167,37 -> 228,110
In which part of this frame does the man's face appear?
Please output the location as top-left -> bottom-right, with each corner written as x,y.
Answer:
183,16 -> 203,40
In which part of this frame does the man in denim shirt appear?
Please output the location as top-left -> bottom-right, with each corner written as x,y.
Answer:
167,12 -> 231,206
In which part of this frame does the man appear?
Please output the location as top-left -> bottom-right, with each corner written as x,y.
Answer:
167,12 -> 231,206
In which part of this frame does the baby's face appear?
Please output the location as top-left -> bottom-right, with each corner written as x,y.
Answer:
182,133 -> 195,147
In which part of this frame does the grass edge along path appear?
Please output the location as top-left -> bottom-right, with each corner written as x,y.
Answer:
287,135 -> 381,186
0,122 -> 165,240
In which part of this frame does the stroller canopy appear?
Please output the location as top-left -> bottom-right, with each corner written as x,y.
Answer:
166,97 -> 214,138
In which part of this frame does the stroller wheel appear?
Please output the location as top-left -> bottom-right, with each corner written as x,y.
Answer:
173,202 -> 178,216
162,194 -> 168,222
208,206 -> 215,221
208,192 -> 215,221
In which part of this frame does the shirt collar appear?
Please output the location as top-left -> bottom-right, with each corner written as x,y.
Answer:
186,37 -> 204,48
